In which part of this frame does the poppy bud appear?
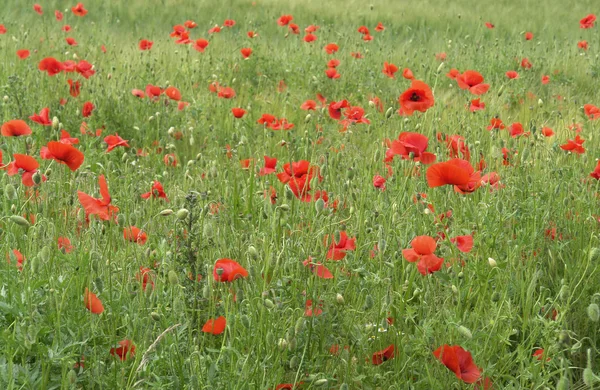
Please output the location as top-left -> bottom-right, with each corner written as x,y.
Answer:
583,368 -> 598,386
436,62 -> 445,73
167,127 -> 175,136
247,245 -> 259,259
363,295 -> 374,310
289,356 -> 300,369
340,384 -> 349,390
26,136 -> 33,146
160,209 -> 173,216
278,204 -> 290,212
30,171 -> 43,186
314,379 -> 328,387
116,214 -> 126,226
203,223 -> 214,239
167,270 -> 179,285
587,303 -> 600,322
555,377 -> 569,390
451,285 -> 458,294
4,184 -> 17,200
151,312 -> 161,321
457,272 -> 464,279
304,114 -> 312,123
266,332 -> 275,345
589,248 -> 600,262
314,198 -> 325,213
39,246 -> 50,262
67,369 -> 77,384
29,255 -> 39,273
52,116 -> 59,130
202,285 -> 210,298
378,238 -> 387,253
3,96 -> 8,102
277,338 -> 288,350
488,257 -> 497,267
176,208 -> 189,220
264,298 -> 275,309
385,107 -> 394,118
457,325 -> 473,339
10,215 -> 30,228
336,293 -> 345,305
241,314 -> 250,328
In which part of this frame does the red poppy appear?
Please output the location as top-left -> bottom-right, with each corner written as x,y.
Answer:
402,235 -> 444,275
247,31 -> 258,38
123,226 -> 147,245
139,39 -> 153,50
82,101 -> 95,117
532,349 -> 550,362
426,159 -> 472,188
304,33 -> 317,43
0,25 -> 6,34
65,37 -> 78,46
223,19 -> 235,27
75,60 -> 95,79
131,89 -> 145,98
469,98 -> 485,112
110,340 -> 135,361
164,153 -> 177,167
6,154 -> 43,187
208,25 -> 221,34
328,100 -> 349,120
302,257 -> 333,279
524,32 -> 533,40
541,127 -> 554,137
578,40 -> 589,50
184,20 -> 197,28
7,249 -> 25,271
485,22 -> 494,29
136,267 -> 154,290
305,25 -> 319,33
40,141 -> 84,171
145,84 -> 162,101
373,175 -> 386,190
326,231 -> 356,260
580,14 -> 596,29
324,43 -> 339,54
351,52 -> 363,59
213,258 -> 248,282
16,49 -> 30,59
560,135 -> 586,154
505,71 -> 519,79
193,39 -> 209,52
202,316 -> 226,335
584,104 -> 600,120
33,4 -> 43,15
398,80 -> 435,115
77,175 -> 119,221
141,181 -> 168,201
372,344 -> 395,365
259,156 -> 277,176
305,300 -> 323,317
590,161 -> 600,179
29,107 -> 52,126
288,23 -> 299,34
382,61 -> 398,78
277,15 -> 293,26
62,25 -> 71,32
71,3 -> 88,16
57,237 -> 74,253
521,58 -> 532,69
2,120 -> 32,137
450,235 -> 474,253
433,345 -> 481,384
240,47 -> 252,58
67,79 -> 81,97
165,86 -> 181,101
84,288 -> 104,314
217,86 -> 236,99
230,107 -> 246,118
104,134 -> 129,152
386,132 -> 437,164
481,172 -> 504,191
509,122 -> 530,138
446,68 -> 460,79
402,68 -> 414,80
300,100 -> 317,110
456,70 -> 490,95
375,22 -> 385,32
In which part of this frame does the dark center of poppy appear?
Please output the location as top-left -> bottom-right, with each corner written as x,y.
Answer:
410,92 -> 421,102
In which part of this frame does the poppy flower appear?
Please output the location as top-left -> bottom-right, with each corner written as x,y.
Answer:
509,122 -> 530,138
363,34 -> 373,41
450,235 -> 474,253
68,79 -> 81,97
184,20 -> 197,29
6,249 -> 25,271
560,135 -> 586,154
165,86 -> 181,101
0,25 -> 6,34
541,127 -> 554,137
382,61 -> 398,78
223,19 -> 235,27
123,226 -> 147,245
131,89 -> 145,98
305,25 -> 319,33
304,33 -> 317,43
208,25 -> 221,34
57,237 -> 74,253
300,100 -> 317,110
433,345 -> 481,384
259,156 -> 277,176
2,119 -> 32,137
230,107 -> 246,118
240,47 -> 252,58
590,161 -> 600,179
104,134 -> 129,152
33,4 -> 43,15
325,67 -> 340,79
84,288 -> 104,314
77,175 -> 119,221
16,49 -> 30,59
375,22 -> 385,31
145,84 -> 162,101
247,30 -> 258,38
580,14 -> 596,29
136,267 -> 154,290
217,87 -> 236,99
29,108 -> 52,126
373,175 -> 386,190
62,25 -> 72,32
305,300 -> 323,317
75,60 -> 95,78
435,52 -> 447,61
542,75 -> 552,84
202,316 -> 226,335
505,71 -> 519,79
82,102 -> 95,117
386,132 -> 437,164
521,58 -> 532,69
324,43 -> 339,54
524,32 -> 533,40
481,172 -> 504,191
584,104 -> 600,120
328,100 -> 349,120
351,52 -> 363,59
71,3 -> 88,16
456,71 -> 490,95
65,37 -> 78,46
302,257 -> 333,279
402,68 -> 414,80
288,23 -> 299,34
372,344 -> 395,365
164,153 -> 177,167
426,159 -> 472,189
6,154 -> 43,187
40,141 -> 84,171
398,80 -> 435,115
141,181 -> 168,201
326,231 -> 356,260
193,39 -> 209,52
110,340 -> 135,361
485,22 -> 494,29
213,258 -> 248,282
446,68 -> 460,79
469,98 -> 485,112
139,39 -> 153,50
402,235 -> 444,275
578,40 -> 589,50
277,15 -> 293,26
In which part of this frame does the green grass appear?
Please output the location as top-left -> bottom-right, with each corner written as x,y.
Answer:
1,0 -> 600,389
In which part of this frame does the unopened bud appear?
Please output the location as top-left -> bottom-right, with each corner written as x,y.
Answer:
160,209 -> 174,216
336,293 -> 345,305
436,62 -> 445,73
150,312 -> 161,321
4,184 -> 17,200
116,214 -> 126,226
488,257 -> 497,267
457,325 -> 473,339
247,245 -> 259,260
587,303 -> 600,322
52,116 -> 59,129
385,107 -> 394,119
264,299 -> 275,309
315,198 -> 325,213
304,114 -> 312,123
314,379 -> 328,387
32,171 -> 42,185
176,208 -> 189,220
10,215 -> 30,228
167,270 -> 179,285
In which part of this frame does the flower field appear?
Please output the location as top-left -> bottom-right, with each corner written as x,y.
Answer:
1,0 -> 600,388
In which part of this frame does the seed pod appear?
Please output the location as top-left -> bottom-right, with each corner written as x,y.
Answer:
240,314 -> 250,327
583,368 -> 598,386
279,204 -> 290,212
295,317 -> 305,335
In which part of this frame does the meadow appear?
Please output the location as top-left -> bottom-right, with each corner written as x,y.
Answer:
1,0 -> 600,388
